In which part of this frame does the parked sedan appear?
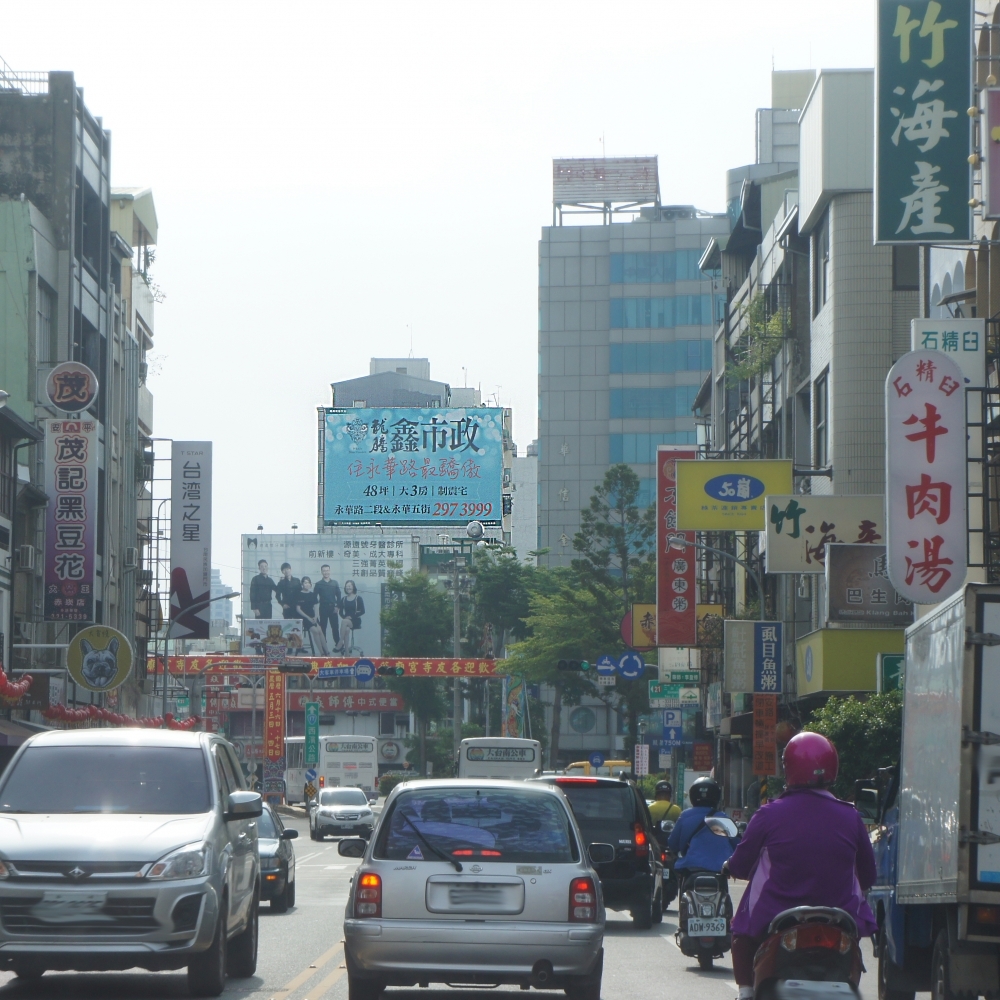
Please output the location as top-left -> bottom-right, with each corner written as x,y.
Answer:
258,804 -> 297,912
338,778 -> 607,1000
310,787 -> 374,840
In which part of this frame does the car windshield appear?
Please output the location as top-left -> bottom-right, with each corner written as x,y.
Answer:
320,788 -> 367,806
0,746 -> 211,814
257,809 -> 279,838
557,783 -> 636,827
376,788 -> 578,864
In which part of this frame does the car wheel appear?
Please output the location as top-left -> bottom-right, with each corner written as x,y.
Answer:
698,954 -> 714,970
310,827 -> 319,841
11,963 -> 45,980
631,889 -> 653,930
346,948 -> 385,1000
564,948 -> 602,1000
286,877 -> 296,908
879,924 -> 915,1000
651,887 -> 663,924
271,876 -> 289,914
228,889 -> 259,978
931,930 -> 958,1000
188,907 -> 227,997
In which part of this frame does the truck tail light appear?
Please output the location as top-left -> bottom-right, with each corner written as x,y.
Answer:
355,872 -> 381,918
780,924 -> 850,954
633,823 -> 648,858
569,876 -> 597,922
319,776 -> 325,788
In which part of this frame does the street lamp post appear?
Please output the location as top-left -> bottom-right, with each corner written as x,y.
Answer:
667,537 -> 766,621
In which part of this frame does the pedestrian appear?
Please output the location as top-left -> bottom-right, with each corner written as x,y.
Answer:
249,559 -> 277,619
314,564 -> 342,650
338,579 -> 365,654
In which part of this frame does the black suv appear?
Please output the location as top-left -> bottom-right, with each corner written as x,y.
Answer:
533,775 -> 664,928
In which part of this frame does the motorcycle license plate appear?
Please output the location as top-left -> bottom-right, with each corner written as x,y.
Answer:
686,917 -> 726,936
775,983 -> 854,998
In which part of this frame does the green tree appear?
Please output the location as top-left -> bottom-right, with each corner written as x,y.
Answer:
381,572 -> 452,775
468,549 -> 532,657
805,691 -> 903,798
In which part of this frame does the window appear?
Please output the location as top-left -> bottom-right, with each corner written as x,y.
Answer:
257,808 -> 279,839
0,436 -> 12,519
814,372 -> 829,468
610,386 -> 701,419
609,432 -> 697,464
36,281 -> 55,366
285,741 -> 304,769
636,478 -> 656,508
380,712 -> 396,735
610,250 -> 706,283
319,788 -> 368,806
813,214 -> 830,315
610,295 -> 725,329
893,245 -> 920,290
610,340 -> 712,373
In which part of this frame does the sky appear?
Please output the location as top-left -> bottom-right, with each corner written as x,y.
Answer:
2,0 -> 876,583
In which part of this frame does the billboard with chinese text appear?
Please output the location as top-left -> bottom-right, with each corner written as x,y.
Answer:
764,495 -> 885,574
242,532 -> 418,659
826,544 -> 914,626
322,407 -> 505,525
44,419 -> 97,622
676,460 -> 793,530
656,447 -> 696,645
169,442 -> 212,639
911,318 -> 985,387
875,0 -> 972,243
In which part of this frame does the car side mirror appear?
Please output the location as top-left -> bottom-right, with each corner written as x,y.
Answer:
225,790 -> 263,821
854,780 -> 880,823
282,829 -> 299,840
588,842 -> 615,865
338,838 -> 368,859
704,815 -> 738,838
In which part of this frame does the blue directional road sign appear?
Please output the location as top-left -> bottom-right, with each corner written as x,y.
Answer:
617,652 -> 645,680
589,752 -> 605,769
354,658 -> 375,683
595,655 -> 617,677
305,768 -> 318,782
662,727 -> 682,748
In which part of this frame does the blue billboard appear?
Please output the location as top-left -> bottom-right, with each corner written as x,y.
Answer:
322,407 -> 505,525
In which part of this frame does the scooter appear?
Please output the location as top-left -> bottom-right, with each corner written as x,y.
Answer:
658,819 -> 678,910
673,815 -> 738,970
751,906 -> 863,998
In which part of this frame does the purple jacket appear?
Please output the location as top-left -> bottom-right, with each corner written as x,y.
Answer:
728,788 -> 877,939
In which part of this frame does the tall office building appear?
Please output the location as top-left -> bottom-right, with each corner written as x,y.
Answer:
537,158 -> 729,565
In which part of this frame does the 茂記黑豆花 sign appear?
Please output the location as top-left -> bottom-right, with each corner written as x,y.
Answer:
675,460 -> 793,531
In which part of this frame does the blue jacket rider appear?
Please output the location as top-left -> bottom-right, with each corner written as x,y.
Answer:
667,777 -> 735,873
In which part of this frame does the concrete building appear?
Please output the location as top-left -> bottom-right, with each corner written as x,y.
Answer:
0,66 -> 155,718
537,158 -> 729,565
510,440 -> 538,563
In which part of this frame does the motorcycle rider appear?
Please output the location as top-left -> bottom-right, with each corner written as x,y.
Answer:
666,776 -> 735,881
648,780 -> 682,825
725,732 -> 877,1000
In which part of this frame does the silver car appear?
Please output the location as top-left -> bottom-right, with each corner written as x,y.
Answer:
0,728 -> 262,997
309,787 -> 375,840
338,778 -> 608,1000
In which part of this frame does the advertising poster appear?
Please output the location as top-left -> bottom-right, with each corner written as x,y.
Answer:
169,442 -> 212,639
242,619 -> 305,657
264,669 -> 285,762
826,544 -> 914,626
44,419 -> 98,622
501,674 -> 526,738
322,407 -> 505,525
675,460 -> 793,531
885,350 -> 967,603
764,495 -> 885,574
656,446 -> 697,645
242,533 -> 418,658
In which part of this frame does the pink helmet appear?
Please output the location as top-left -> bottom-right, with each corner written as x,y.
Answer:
782,732 -> 839,788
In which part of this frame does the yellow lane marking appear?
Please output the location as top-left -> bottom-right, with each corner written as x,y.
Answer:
271,943 -> 343,997
309,960 -> 347,997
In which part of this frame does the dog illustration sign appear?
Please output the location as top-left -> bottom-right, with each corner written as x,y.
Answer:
67,626 -> 133,692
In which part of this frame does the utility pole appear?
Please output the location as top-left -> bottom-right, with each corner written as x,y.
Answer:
452,554 -> 463,769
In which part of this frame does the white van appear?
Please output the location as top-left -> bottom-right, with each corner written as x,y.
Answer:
458,737 -> 542,780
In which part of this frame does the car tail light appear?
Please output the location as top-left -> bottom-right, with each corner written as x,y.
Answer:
555,778 -> 598,785
633,823 -> 648,858
780,924 -> 850,954
452,850 -> 474,856
569,876 -> 597,922
974,905 -> 1000,925
355,872 -> 381,918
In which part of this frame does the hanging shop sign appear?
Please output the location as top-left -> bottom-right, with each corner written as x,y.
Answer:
169,442 -> 212,640
911,318 -> 985,387
45,361 -> 99,413
825,544 -> 914,626
67,626 -> 133,693
675,460 -> 793,531
656,446 -> 697,645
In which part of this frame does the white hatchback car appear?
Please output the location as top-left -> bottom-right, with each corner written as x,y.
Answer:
338,779 -> 607,1000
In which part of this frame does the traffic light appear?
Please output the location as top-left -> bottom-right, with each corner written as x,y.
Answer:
580,660 -> 590,672
278,661 -> 312,674
377,665 -> 406,677
557,659 -> 588,671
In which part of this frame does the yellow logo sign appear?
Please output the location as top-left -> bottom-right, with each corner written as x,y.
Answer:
675,460 -> 793,530
67,626 -> 133,692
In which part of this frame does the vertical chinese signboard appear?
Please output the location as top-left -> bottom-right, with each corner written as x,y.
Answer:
885,350 -> 967,603
264,669 -> 285,761
656,447 -> 696,646
44,419 -> 98,622
876,0 -> 972,243
753,622 -> 783,694
169,442 -> 212,639
305,701 -> 320,767
753,694 -> 778,776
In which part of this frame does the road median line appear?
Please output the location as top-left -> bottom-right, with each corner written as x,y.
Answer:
269,942 -> 343,998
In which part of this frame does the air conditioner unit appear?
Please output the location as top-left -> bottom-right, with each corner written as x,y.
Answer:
138,361 -> 148,383
17,545 -> 34,571
123,547 -> 139,570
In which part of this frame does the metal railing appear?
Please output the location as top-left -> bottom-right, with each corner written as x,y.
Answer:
0,57 -> 48,96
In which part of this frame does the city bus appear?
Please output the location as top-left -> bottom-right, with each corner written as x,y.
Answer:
284,735 -> 379,803
457,737 -> 542,780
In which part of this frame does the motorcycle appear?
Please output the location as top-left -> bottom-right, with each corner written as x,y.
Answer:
673,815 -> 738,970
658,819 -> 678,910
751,906 -> 862,999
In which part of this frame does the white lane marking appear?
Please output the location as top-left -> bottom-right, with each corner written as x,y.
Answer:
295,852 -> 323,863
323,865 -> 347,870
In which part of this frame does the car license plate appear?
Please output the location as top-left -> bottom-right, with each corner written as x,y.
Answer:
33,891 -> 108,922
687,916 -> 726,936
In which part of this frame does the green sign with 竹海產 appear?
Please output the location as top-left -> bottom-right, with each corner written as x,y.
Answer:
876,0 -> 972,243
305,701 -> 320,767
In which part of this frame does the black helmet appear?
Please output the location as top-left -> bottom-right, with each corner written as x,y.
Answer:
654,780 -> 673,798
688,776 -> 721,808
